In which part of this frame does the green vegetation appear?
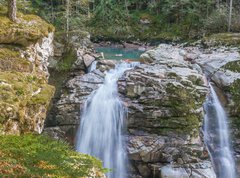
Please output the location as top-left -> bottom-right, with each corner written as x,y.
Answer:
0,134 -> 106,177
88,0 -> 240,41
0,48 -> 31,72
1,0 -> 239,42
0,5 -> 54,46
0,71 -> 55,133
223,60 -> 240,73
56,50 -> 76,71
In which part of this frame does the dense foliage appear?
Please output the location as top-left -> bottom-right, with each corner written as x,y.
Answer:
1,0 -> 240,40
0,134 -> 106,177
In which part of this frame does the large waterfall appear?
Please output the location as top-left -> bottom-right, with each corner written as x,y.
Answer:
204,84 -> 236,178
76,62 -> 138,178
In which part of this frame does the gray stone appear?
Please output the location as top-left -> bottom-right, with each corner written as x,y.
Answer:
83,54 -> 95,67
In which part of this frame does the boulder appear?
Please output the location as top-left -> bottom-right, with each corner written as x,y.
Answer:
83,54 -> 95,67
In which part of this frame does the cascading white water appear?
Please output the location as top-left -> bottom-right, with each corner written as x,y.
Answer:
204,84 -> 236,178
76,62 -> 139,178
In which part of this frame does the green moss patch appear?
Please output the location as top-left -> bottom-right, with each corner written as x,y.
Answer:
222,60 -> 240,73
0,134 -> 106,177
0,48 -> 32,72
0,6 -> 54,46
0,72 -> 54,127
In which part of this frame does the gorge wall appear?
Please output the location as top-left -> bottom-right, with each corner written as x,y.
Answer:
45,43 -> 240,177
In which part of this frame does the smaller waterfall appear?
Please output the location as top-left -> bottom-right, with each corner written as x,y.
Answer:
76,62 -> 139,178
204,84 -> 236,178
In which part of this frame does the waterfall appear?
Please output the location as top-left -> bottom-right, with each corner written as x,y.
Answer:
204,84 -> 236,178
76,62 -> 139,178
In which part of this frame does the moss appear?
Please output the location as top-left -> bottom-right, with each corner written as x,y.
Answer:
0,72 -> 55,127
222,60 -> 240,73
203,33 -> 240,46
0,6 -> 54,46
0,48 -> 32,72
152,83 -> 204,135
0,134 -> 106,177
28,84 -> 55,105
56,50 -> 76,71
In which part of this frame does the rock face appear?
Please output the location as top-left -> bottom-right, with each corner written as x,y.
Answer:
45,30 -> 100,143
0,13 -> 55,134
50,44 -> 217,177
119,44 -> 215,177
47,42 -> 240,177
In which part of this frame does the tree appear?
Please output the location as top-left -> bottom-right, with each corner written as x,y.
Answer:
66,0 -> 70,38
228,0 -> 233,32
8,0 -> 17,22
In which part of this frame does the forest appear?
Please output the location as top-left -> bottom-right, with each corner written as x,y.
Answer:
1,0 -> 240,41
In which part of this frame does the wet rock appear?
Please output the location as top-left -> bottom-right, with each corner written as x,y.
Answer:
97,60 -> 118,72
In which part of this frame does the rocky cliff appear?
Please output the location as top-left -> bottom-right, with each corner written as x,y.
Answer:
48,44 -> 222,177
0,8 -> 55,134
120,45 -> 215,177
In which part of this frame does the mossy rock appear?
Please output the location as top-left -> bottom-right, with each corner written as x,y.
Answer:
203,33 -> 240,46
0,71 -> 55,134
0,134 -> 106,177
0,47 -> 32,72
222,60 -> 240,73
0,6 -> 54,46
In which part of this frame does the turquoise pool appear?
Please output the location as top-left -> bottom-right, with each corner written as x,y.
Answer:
95,47 -> 144,60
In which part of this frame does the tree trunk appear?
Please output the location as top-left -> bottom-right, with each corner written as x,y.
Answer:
8,0 -> 17,22
50,0 -> 54,23
66,0 -> 70,40
228,0 -> 233,32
